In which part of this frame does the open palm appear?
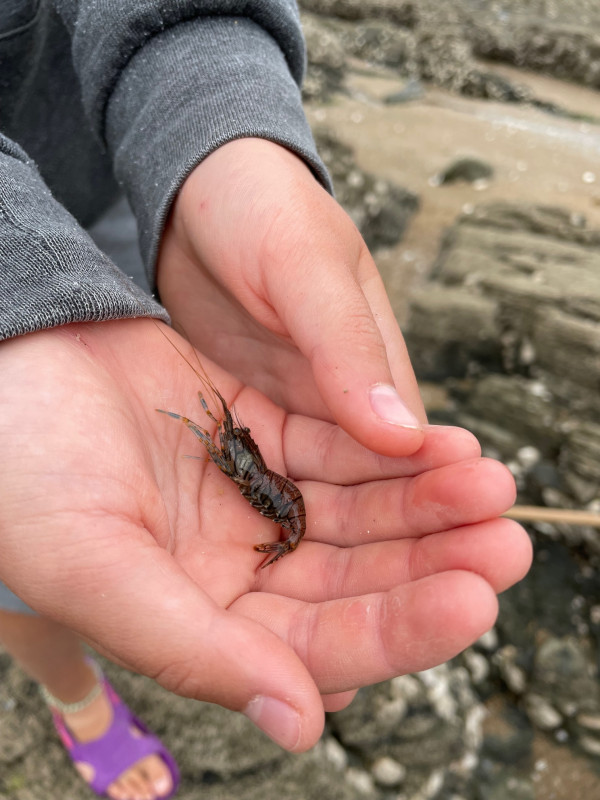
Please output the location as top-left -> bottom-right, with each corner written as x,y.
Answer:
0,319 -> 531,750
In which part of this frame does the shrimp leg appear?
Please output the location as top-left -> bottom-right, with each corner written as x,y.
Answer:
155,409 -> 235,478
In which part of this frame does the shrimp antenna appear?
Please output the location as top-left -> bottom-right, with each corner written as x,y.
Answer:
153,321 -> 221,411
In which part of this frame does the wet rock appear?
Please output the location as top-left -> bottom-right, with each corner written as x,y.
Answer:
560,422 -> 600,504
470,1 -> 600,91
481,707 -> 534,764
477,773 -> 535,800
300,0 -> 418,26
313,128 -> 419,250
0,716 -> 41,766
533,309 -> 600,391
436,156 -> 494,185
301,0 -> 600,111
329,669 -> 475,784
406,286 -> 501,380
383,77 -> 425,104
342,19 -> 419,69
302,13 -> 347,101
404,201 -> 600,563
454,375 -> 561,458
194,749 -> 369,800
0,662 -> 50,766
531,636 -> 600,715
420,664 -> 480,722
329,683 -> 409,748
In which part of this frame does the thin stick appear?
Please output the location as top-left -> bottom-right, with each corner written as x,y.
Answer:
504,505 -> 600,528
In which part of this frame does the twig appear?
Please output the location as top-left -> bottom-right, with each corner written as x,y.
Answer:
503,505 -> 600,528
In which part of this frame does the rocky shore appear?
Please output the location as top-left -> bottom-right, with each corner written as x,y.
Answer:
2,2 -> 600,798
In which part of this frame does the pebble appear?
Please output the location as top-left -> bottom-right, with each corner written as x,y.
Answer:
524,693 -> 563,730
590,605 -> 600,625
409,769 -> 445,800
390,674 -> 423,702
579,736 -> 600,757
345,767 -> 376,795
464,704 -> 487,751
371,756 -> 407,787
463,649 -> 491,684
576,712 -> 600,732
517,445 -> 541,469
477,628 -> 499,651
322,735 -> 349,771
376,696 -> 409,727
494,645 -> 528,694
419,665 -> 458,721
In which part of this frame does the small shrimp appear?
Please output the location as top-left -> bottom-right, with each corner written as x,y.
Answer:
155,327 -> 306,568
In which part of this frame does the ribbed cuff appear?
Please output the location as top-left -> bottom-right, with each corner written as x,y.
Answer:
105,15 -> 332,280
0,143 -> 168,341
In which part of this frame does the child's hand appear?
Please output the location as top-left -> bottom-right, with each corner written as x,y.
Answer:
0,320 -> 531,751
157,138 -> 425,458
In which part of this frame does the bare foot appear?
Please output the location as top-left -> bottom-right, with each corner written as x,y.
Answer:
57,673 -> 174,800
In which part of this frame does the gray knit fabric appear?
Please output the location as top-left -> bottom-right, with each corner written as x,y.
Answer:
0,139 -> 168,337
0,0 -> 330,341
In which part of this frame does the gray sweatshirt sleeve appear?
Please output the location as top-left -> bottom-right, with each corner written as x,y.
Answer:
0,135 -> 168,341
0,1 -> 330,342
56,0 -> 332,274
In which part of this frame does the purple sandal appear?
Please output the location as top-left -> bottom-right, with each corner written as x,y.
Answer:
50,676 -> 180,798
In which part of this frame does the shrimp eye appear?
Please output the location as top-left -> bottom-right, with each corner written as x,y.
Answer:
244,427 -> 250,433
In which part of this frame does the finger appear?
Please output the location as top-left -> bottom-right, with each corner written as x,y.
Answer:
258,518 -> 532,602
10,520 -> 324,752
354,249 -> 426,425
302,457 -> 516,546
283,417 -> 481,484
233,570 -> 499,693
322,690 -> 358,712
267,194 -> 426,457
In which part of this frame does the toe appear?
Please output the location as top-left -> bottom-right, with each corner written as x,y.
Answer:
120,765 -> 153,800
141,754 -> 174,798
108,755 -> 173,800
107,779 -> 128,800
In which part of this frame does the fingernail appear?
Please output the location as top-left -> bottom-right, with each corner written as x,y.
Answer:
244,695 -> 301,750
369,383 -> 422,429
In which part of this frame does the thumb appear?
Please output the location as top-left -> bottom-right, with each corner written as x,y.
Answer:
277,244 -> 426,457
12,527 -> 324,752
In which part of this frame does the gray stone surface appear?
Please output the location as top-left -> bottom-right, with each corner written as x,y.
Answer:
404,202 -> 600,519
313,128 -> 419,250
300,0 -> 600,114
